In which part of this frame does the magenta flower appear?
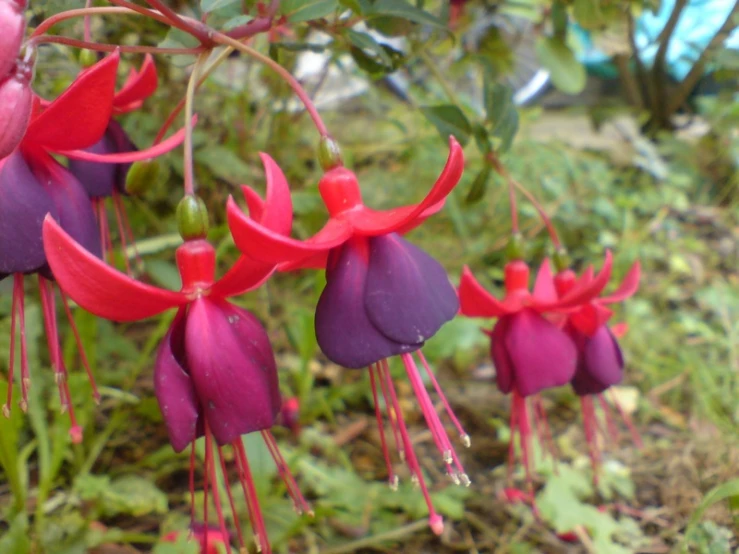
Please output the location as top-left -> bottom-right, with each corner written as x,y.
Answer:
0,0 -> 26,79
67,55 -> 158,267
227,139 -> 466,533
553,257 -> 642,474
0,59 -> 32,159
42,157 -> 307,554
458,255 -> 613,484
0,52 -> 185,439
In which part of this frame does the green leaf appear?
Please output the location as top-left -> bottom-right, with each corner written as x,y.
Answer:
420,104 -> 472,146
338,0 -> 362,14
483,80 -> 519,152
535,36 -> 586,95
365,0 -> 447,30
472,123 -> 492,155
201,0 -> 240,12
345,29 -> 393,66
683,479 -> 739,552
0,514 -> 31,554
0,380 -> 26,513
195,145 -> 254,183
75,474 -> 168,517
281,0 -> 339,22
465,166 -> 492,205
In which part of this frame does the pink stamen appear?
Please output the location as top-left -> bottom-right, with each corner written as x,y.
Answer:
114,193 -> 144,273
234,439 -> 271,553
60,289 -> 100,404
261,430 -> 311,515
580,396 -> 600,482
381,359 -> 443,534
111,192 -> 132,275
189,442 -> 197,530
417,351 -> 470,446
376,360 -> 404,462
204,432 -> 233,554
17,276 -> 29,411
532,395 -> 558,469
38,279 -> 67,404
597,394 -> 620,443
512,391 -> 534,494
203,425 -> 211,554
369,364 -> 397,488
217,445 -> 246,550
507,393 -> 518,484
94,199 -> 108,263
97,199 -> 115,264
4,276 -> 21,416
608,390 -> 643,448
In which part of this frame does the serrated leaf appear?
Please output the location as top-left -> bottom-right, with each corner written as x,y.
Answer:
420,104 -> 472,146
535,36 -> 586,95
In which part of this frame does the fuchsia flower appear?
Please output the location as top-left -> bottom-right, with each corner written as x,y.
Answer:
0,0 -> 26,79
227,138 -> 466,533
0,51 -> 185,439
553,257 -> 642,475
163,524 -> 230,554
42,156 -> 307,554
458,254 -> 614,484
67,55 -> 159,267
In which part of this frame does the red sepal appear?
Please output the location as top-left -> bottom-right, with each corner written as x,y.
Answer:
42,215 -> 186,321
458,266 -> 514,318
113,54 -> 158,113
600,261 -> 640,304
58,119 -> 190,163
210,256 -> 274,298
349,136 -> 464,235
532,258 -> 557,303
227,196 -> 351,265
24,51 -> 120,152
547,250 -> 613,310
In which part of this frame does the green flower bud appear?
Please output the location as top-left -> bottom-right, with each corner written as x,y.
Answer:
176,195 -> 209,241
125,159 -> 161,195
553,247 -> 570,272
317,136 -> 343,171
505,233 -> 526,261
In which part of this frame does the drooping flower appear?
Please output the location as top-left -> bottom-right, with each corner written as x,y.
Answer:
43,158 -> 306,554
67,55 -> 158,267
0,59 -> 32,159
458,254 -> 614,485
0,51 -> 185,440
0,0 -> 26,79
554,257 -> 642,475
227,138 -> 466,533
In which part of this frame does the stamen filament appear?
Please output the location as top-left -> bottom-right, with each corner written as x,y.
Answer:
369,364 -> 397,487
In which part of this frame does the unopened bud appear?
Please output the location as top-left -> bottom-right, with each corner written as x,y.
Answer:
176,195 -> 209,240
0,61 -> 32,159
553,246 -> 570,272
505,232 -> 526,261
317,135 -> 342,171
0,0 -> 26,79
125,159 -> 160,195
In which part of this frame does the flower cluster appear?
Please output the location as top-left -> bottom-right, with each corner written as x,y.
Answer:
460,252 -> 640,486
0,3 -> 644,553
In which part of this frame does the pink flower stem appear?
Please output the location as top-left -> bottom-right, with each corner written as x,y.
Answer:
183,53 -> 209,196
29,6 -> 170,38
27,35 -> 204,55
84,1 -> 92,42
210,31 -> 330,137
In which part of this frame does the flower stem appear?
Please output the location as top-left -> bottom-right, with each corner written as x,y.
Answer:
154,46 -> 234,144
183,53 -> 209,196
210,31 -> 330,137
142,0 -> 213,45
30,6 -> 173,37
28,35 -> 203,55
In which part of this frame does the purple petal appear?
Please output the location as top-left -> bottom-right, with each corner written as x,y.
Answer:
0,151 -> 57,274
490,317 -> 514,394
68,120 -> 136,198
185,298 -> 281,446
364,233 -> 459,345
315,239 -> 417,369
31,157 -> 102,263
154,308 -> 200,453
505,309 -> 577,396
571,326 -> 624,395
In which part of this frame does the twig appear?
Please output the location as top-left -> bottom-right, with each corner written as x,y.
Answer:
652,0 -> 688,128
319,519 -> 429,554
